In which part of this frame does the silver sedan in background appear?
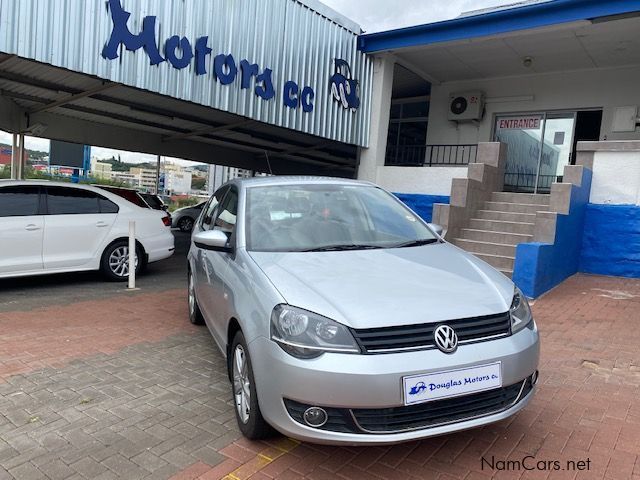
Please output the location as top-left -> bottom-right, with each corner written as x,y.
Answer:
187,177 -> 539,445
171,201 -> 206,232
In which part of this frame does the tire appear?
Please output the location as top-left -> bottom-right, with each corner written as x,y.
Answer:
230,331 -> 273,440
188,269 -> 205,325
178,216 -> 194,232
101,240 -> 143,282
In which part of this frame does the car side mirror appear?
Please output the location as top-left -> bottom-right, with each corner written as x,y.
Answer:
428,223 -> 444,237
193,229 -> 231,252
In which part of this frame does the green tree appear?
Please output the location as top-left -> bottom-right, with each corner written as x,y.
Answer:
191,176 -> 206,190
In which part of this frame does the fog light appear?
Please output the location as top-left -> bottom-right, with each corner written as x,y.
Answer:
303,407 -> 328,427
531,370 -> 539,385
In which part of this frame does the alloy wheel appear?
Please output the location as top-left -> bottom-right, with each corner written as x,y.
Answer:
188,272 -> 196,315
233,345 -> 251,424
181,218 -> 194,232
108,246 -> 138,277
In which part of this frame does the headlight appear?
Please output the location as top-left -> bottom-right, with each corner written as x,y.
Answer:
270,305 -> 360,358
510,287 -> 533,334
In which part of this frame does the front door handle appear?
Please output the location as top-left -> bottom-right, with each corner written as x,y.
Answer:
25,224 -> 41,231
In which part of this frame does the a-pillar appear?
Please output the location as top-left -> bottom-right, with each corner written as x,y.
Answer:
356,55 -> 394,183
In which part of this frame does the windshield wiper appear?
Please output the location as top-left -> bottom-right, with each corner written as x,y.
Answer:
393,238 -> 440,248
302,244 -> 384,252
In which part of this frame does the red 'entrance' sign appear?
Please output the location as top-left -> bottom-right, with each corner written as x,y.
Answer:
497,116 -> 541,130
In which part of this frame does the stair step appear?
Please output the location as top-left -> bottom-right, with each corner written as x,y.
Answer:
468,218 -> 535,235
491,192 -> 551,205
483,201 -> 549,214
454,238 -> 517,257
459,228 -> 533,245
468,252 -> 515,271
475,210 -> 537,222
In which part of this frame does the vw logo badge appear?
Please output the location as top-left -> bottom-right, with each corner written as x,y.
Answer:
434,325 -> 458,354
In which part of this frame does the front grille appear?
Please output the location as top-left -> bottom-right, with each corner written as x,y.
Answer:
352,378 -> 532,433
351,312 -> 511,353
284,377 -> 533,434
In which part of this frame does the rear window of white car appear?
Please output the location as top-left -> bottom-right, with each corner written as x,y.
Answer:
46,187 -> 118,215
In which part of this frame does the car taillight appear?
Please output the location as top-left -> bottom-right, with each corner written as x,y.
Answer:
162,215 -> 171,226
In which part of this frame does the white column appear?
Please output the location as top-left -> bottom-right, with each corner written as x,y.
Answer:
356,55 -> 395,183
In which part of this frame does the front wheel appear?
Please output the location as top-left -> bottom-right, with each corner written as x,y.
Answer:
188,270 -> 204,325
101,241 -> 143,282
178,217 -> 194,232
230,331 -> 273,439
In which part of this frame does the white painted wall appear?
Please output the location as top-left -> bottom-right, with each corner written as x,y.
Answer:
590,150 -> 640,206
426,65 -> 640,146
375,166 -> 467,195
357,56 -> 395,182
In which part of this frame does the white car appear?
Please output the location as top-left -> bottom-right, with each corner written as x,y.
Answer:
0,180 -> 175,281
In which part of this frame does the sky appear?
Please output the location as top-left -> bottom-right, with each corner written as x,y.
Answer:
321,0 -> 519,33
1,0 -> 517,166
0,130 -> 198,167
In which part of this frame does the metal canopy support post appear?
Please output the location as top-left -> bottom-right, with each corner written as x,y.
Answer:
155,155 -> 161,194
11,133 -> 25,180
18,134 -> 24,180
10,133 -> 18,180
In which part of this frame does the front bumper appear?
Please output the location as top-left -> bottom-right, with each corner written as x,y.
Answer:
249,325 -> 539,445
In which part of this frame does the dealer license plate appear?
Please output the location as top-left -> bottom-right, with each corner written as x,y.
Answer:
403,362 -> 502,405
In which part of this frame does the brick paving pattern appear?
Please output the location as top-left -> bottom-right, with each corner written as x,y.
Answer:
0,274 -> 639,479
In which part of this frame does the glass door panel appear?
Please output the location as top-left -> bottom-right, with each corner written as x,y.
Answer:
495,113 -> 576,193
495,115 -> 544,193
536,114 -> 575,193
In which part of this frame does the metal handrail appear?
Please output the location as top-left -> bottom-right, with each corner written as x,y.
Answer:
503,173 -> 560,193
385,144 -> 477,167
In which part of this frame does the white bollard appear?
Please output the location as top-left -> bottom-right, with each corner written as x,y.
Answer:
128,220 -> 136,289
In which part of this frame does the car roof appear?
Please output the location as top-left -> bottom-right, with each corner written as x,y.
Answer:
0,179 -> 147,209
96,184 -> 140,193
225,176 -> 375,189
0,179 -> 115,193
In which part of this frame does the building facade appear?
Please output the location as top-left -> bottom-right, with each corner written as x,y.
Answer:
356,0 -> 640,296
1,0 -> 639,296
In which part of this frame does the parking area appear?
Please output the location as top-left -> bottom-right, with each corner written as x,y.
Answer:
1,236 -> 639,480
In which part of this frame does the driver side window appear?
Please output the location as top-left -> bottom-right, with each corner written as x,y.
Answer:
201,187 -> 227,231
213,189 -> 238,238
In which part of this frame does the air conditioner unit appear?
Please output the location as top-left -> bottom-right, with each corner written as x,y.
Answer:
448,91 -> 485,121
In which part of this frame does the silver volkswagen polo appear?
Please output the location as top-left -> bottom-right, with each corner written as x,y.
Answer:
187,177 -> 539,445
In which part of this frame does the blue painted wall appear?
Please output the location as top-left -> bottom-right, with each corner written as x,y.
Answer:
580,204 -> 640,278
394,193 -> 450,223
512,169 -> 592,298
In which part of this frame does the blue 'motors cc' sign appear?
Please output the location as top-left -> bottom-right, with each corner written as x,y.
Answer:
101,0 -> 360,114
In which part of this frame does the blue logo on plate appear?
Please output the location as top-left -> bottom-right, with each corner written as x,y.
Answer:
408,381 -> 427,395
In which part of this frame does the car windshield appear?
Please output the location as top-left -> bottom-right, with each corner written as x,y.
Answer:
245,184 -> 438,252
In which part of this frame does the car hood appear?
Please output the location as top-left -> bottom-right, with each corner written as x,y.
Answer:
249,243 -> 514,329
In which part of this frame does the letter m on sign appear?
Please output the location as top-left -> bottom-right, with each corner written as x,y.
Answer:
102,0 -> 164,65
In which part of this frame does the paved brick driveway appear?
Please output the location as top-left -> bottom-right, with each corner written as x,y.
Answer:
1,274 -> 639,479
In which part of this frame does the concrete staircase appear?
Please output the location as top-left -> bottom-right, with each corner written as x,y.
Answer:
453,192 -> 550,278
